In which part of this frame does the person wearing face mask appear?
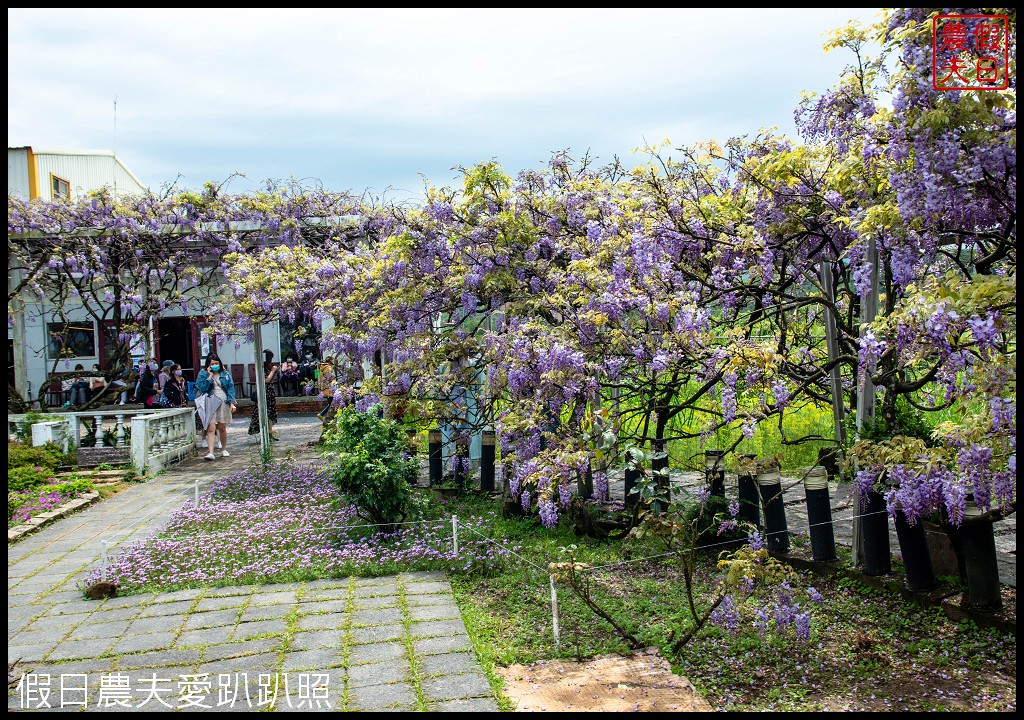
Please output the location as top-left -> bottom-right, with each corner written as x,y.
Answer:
158,359 -> 175,394
298,351 -> 318,388
248,349 -> 280,440
280,355 -> 300,396
195,353 -> 237,460
162,364 -> 188,408
62,364 -> 91,408
135,359 -> 160,407
89,363 -> 106,399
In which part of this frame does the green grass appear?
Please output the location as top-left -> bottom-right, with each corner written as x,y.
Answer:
444,493 -> 1016,712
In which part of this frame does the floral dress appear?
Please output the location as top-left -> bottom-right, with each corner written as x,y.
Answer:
209,374 -> 234,425
248,369 -> 279,435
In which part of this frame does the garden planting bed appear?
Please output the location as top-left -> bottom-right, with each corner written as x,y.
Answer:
8,490 -> 101,542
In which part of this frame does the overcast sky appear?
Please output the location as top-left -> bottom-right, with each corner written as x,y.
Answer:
8,8 -> 884,202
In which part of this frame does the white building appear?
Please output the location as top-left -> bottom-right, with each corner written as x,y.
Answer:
8,147 -> 291,404
8,146 -> 147,202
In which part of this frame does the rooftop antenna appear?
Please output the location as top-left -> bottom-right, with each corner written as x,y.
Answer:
113,96 -> 118,196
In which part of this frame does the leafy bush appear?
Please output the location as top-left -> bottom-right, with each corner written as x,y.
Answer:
847,395 -> 935,444
681,493 -> 737,544
8,442 -> 60,470
8,440 -> 75,472
45,478 -> 94,495
8,478 -> 93,524
321,405 -> 418,529
8,464 -> 59,492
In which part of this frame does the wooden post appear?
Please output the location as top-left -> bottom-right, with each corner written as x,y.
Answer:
853,237 -> 879,565
818,259 -> 847,447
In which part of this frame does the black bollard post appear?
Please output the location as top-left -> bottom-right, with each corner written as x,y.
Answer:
757,462 -> 789,552
651,453 -> 670,513
962,499 -> 1003,611
480,429 -> 496,493
893,510 -> 938,591
817,447 -> 841,485
705,450 -> 726,497
860,490 -> 892,576
737,453 -> 760,528
578,462 -> 594,500
624,467 -> 641,509
428,429 -> 443,487
453,435 -> 470,490
803,465 -> 837,561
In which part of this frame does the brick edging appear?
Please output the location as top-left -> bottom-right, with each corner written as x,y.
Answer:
8,491 -> 102,544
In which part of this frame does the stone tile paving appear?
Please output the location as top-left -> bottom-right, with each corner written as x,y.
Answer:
8,414 -> 498,712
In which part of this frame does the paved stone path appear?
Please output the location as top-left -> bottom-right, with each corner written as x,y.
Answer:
8,414 -> 498,712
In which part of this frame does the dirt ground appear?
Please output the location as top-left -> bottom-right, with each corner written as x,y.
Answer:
497,648 -> 712,712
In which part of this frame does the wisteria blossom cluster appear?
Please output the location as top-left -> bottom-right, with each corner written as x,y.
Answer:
83,461 -> 515,593
7,182 -> 367,409
711,537 -> 825,643
14,9 -> 1014,529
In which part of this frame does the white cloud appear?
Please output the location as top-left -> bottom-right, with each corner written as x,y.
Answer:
8,8 -> 884,194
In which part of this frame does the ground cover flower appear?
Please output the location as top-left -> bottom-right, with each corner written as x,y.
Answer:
9,488 -> 84,525
84,460 -> 514,593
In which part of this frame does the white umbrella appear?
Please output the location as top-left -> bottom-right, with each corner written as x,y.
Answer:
194,393 -> 223,430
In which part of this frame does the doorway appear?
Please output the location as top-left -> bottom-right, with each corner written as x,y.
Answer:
156,318 -> 195,381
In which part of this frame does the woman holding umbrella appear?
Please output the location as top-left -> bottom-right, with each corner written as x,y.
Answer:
195,353 -> 237,461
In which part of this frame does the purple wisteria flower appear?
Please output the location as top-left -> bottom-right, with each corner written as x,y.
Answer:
710,594 -> 741,636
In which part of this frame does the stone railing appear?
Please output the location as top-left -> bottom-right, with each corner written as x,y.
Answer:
130,409 -> 196,475
8,408 -> 196,476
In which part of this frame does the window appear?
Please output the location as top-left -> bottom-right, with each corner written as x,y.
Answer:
50,174 -> 70,199
46,321 -> 96,360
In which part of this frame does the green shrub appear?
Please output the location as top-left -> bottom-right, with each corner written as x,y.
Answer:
8,465 -> 58,492
680,493 -> 746,545
8,479 -> 93,523
8,441 -> 75,471
8,442 -> 60,471
42,478 -> 94,495
8,492 -> 31,521
321,405 -> 418,529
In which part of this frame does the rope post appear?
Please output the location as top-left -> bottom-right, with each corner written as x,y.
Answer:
549,574 -> 561,648
194,477 -> 199,507
804,466 -> 837,562
452,515 -> 459,555
101,540 -> 109,581
757,462 -> 790,553
705,450 -> 726,497
428,429 -> 443,487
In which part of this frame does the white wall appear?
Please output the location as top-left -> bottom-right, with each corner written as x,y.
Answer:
16,290 -> 282,403
34,151 -> 146,200
8,147 -> 31,199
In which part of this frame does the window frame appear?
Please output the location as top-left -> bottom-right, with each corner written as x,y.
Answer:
46,320 -> 97,361
50,173 -> 71,200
